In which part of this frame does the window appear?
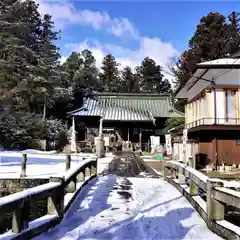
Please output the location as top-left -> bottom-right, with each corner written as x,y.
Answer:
225,90 -> 235,121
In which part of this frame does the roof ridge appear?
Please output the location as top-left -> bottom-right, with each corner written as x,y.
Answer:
93,92 -> 171,97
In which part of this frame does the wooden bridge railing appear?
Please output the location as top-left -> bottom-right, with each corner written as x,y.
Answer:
0,158 -> 97,240
164,160 -> 240,240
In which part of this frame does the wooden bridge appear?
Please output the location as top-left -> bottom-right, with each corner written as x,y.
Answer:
0,155 -> 240,240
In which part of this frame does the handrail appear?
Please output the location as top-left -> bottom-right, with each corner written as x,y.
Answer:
0,157 -> 97,239
185,117 -> 240,129
164,160 -> 240,239
165,160 -> 208,191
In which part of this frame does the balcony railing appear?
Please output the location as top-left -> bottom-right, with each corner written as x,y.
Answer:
185,118 -> 240,129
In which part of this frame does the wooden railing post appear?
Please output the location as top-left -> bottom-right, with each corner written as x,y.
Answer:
20,153 -> 27,177
12,199 -> 29,233
48,177 -> 65,219
171,169 -> 177,179
90,164 -> 96,175
77,171 -> 85,182
178,171 -> 186,184
66,154 -> 71,170
206,179 -> 225,221
66,178 -> 77,193
189,179 -> 199,196
85,167 -> 90,177
163,166 -> 171,178
188,156 -> 196,169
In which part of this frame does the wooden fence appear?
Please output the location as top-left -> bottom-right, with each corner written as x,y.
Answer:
0,158 -> 97,240
164,160 -> 240,239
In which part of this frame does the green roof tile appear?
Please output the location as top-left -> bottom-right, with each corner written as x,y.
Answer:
70,92 -> 184,121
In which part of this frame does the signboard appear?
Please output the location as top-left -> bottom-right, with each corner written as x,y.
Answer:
104,137 -> 110,147
165,134 -> 172,155
150,136 -> 161,154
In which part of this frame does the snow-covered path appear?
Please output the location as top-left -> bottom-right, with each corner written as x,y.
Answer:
34,175 -> 222,240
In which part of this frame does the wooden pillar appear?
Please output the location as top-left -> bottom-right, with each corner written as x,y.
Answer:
127,127 -> 130,148
20,154 -> 27,178
213,138 -> 219,170
139,128 -> 142,151
66,154 -> 71,170
99,118 -> 103,137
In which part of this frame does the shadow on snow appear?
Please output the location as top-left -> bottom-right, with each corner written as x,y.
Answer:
34,175 -> 117,239
77,199 -> 195,239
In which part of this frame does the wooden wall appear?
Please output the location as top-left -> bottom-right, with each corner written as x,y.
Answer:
199,139 -> 240,164
173,138 -> 240,165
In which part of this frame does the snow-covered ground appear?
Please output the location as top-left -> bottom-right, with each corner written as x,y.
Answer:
0,151 -> 96,178
34,176 -> 222,240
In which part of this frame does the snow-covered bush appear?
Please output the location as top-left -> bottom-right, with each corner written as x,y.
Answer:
44,118 -> 69,151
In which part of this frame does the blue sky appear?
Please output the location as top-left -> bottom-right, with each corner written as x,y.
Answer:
38,0 -> 240,79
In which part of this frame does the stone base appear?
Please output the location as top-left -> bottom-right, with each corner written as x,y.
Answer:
95,137 -> 105,158
0,178 -> 49,196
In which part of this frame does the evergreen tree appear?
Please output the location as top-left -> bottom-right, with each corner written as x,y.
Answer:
136,57 -> 170,93
0,0 -> 44,149
36,14 -> 72,120
61,52 -> 83,88
227,12 -> 240,54
73,49 -> 100,90
0,0 -> 70,149
99,54 -> 120,92
174,11 -> 240,91
0,0 -> 42,116
189,12 -> 229,60
120,66 -> 137,92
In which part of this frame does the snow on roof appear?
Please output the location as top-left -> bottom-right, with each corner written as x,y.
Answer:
198,58 -> 240,67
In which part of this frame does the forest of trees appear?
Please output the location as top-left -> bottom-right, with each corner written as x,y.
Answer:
0,0 -> 239,150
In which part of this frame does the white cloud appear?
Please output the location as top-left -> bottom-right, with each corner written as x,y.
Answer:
36,0 -> 137,38
64,38 -> 179,82
36,0 -> 179,82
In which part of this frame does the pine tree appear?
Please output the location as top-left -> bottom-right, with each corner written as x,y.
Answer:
99,54 -> 120,92
174,12 -> 240,92
0,0 -> 70,149
120,66 -> 137,92
227,12 -> 240,54
61,52 -> 83,88
0,0 -> 42,115
136,57 -> 169,93
189,12 -> 229,60
73,49 -> 100,91
0,0 -> 45,149
35,14 -> 72,119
